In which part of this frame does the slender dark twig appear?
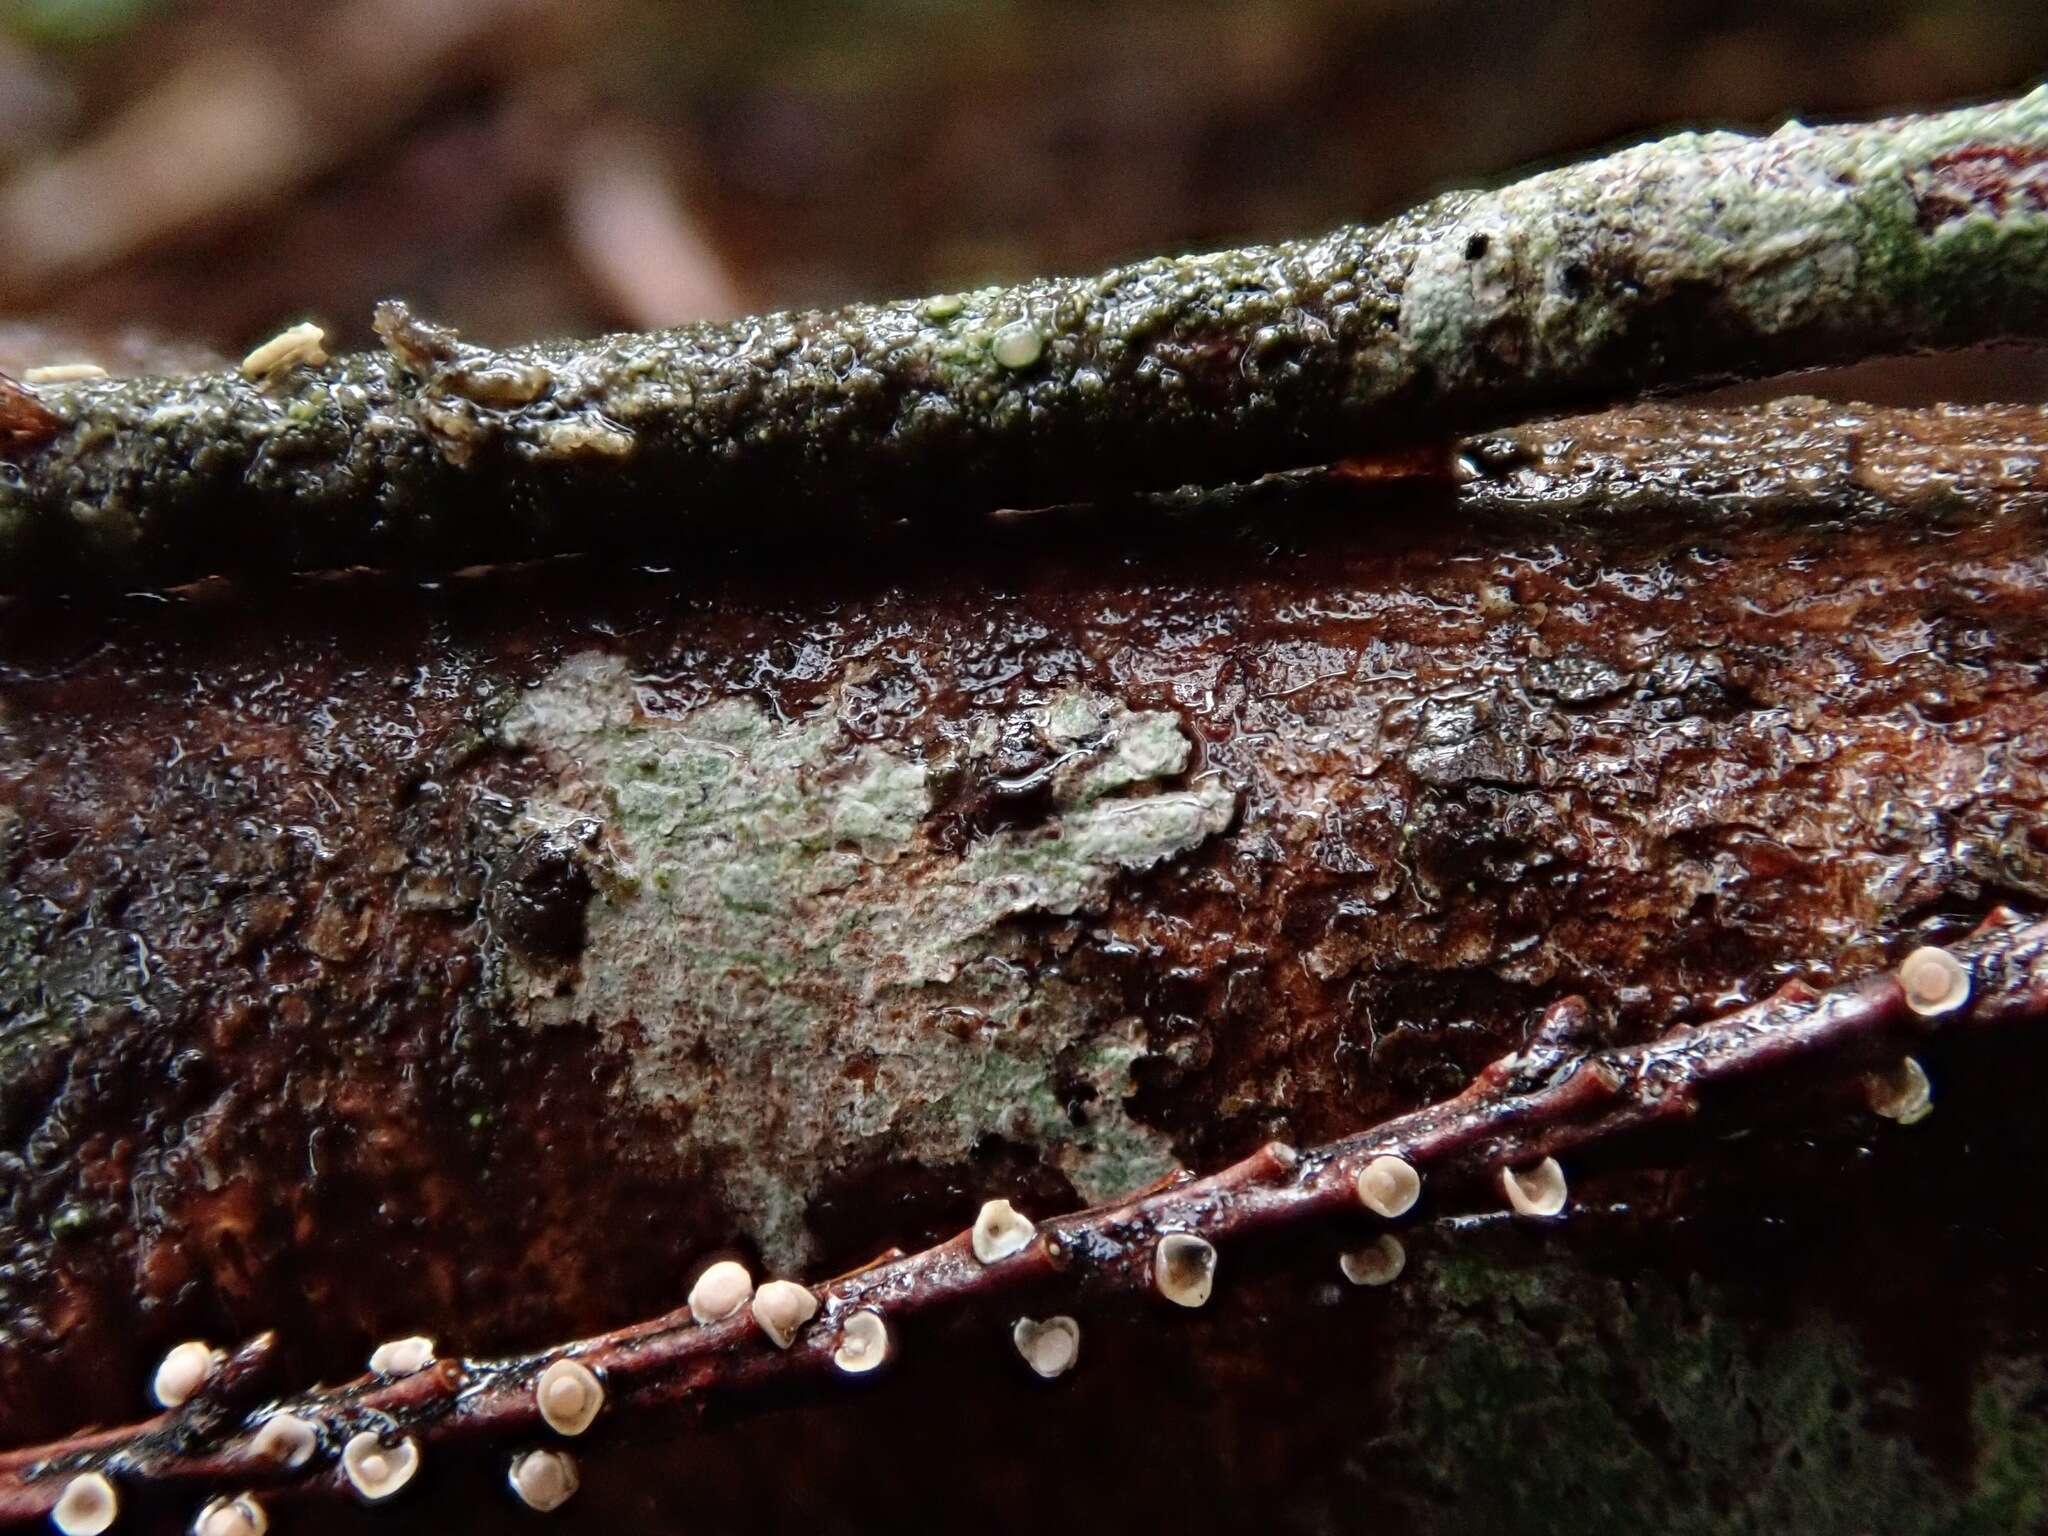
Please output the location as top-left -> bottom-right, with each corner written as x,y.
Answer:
3,89 -> 2047,594
2,908 -> 2040,1527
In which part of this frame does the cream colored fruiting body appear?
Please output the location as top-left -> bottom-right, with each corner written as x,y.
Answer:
507,1449 -> 580,1512
1011,1316 -> 1082,1379
151,1340 -> 222,1408
192,1494 -> 267,1536
534,1358 -> 604,1436
1865,1056 -> 1934,1124
751,1280 -> 819,1348
22,364 -> 107,385
239,322 -> 327,383
367,1335 -> 436,1375
832,1310 -> 890,1374
971,1199 -> 1036,1264
1355,1155 -> 1421,1218
50,1474 -> 118,1536
1501,1156 -> 1569,1217
1339,1234 -> 1407,1287
341,1432 -> 420,1502
246,1412 -> 317,1469
1153,1233 -> 1217,1308
688,1260 -> 754,1325
1898,946 -> 1971,1017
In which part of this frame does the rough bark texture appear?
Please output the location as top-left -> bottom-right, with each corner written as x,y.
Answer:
4,91 -> 2048,592
3,398 -> 2048,1531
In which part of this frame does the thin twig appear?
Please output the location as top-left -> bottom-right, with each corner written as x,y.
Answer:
3,89 -> 2048,593
2,908 -> 2040,1526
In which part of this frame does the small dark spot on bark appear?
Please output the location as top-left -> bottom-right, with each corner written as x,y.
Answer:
1559,262 -> 1591,299
487,820 -> 599,964
1464,234 -> 1490,261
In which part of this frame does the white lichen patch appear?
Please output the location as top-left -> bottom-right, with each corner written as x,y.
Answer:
499,655 -> 1233,1264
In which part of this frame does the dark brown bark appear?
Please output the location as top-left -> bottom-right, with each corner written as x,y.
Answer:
3,398 -> 2048,1532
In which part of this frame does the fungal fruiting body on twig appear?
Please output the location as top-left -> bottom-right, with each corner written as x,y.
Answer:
49,1476 -> 115,1536
0,908 -> 2037,1528
507,1450 -> 579,1513
1501,1158 -> 1569,1218
831,1311 -> 889,1375
1153,1234 -> 1218,1308
1899,945 -> 1971,1017
340,1433 -> 419,1503
1355,1155 -> 1422,1219
367,1335 -> 435,1376
751,1281 -> 819,1349
152,1341 -> 222,1408
1864,1056 -> 1935,1124
687,1260 -> 754,1325
1339,1236 -> 1407,1288
245,1414 -> 316,1470
6,90 -> 2048,594
534,1359 -> 604,1437
971,1199 -> 1036,1264
1011,1317 -> 1081,1379
238,322 -> 327,384
191,1494 -> 266,1536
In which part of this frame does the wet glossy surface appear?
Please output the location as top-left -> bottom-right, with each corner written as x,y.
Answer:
2,401 -> 2047,1530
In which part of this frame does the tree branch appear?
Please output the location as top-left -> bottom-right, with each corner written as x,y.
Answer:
2,908 -> 2041,1527
3,90 -> 2047,593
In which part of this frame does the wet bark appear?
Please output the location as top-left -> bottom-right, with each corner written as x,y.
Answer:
3,397 -> 2048,1532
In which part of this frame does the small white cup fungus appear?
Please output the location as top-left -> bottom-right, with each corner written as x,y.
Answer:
1153,1233 -> 1218,1308
192,1494 -> 267,1536
971,1199 -> 1036,1265
1338,1234 -> 1407,1288
51,1473 -> 118,1536
367,1336 -> 436,1376
246,1412 -> 317,1469
832,1310 -> 890,1375
1501,1157 -> 1569,1218
1899,946 -> 1971,1017
534,1358 -> 604,1437
1865,1056 -> 1934,1125
1355,1155 -> 1422,1219
507,1449 -> 580,1512
688,1260 -> 754,1325
152,1341 -> 222,1409
341,1432 -> 420,1503
751,1280 -> 819,1349
1011,1316 -> 1081,1379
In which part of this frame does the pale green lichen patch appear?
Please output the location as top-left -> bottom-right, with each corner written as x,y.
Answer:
497,655 -> 1232,1262
1398,87 -> 2048,397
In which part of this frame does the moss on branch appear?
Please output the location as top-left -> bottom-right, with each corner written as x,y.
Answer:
3,88 -> 2048,591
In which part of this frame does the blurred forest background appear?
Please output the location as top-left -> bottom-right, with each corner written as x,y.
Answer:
0,0 -> 2044,375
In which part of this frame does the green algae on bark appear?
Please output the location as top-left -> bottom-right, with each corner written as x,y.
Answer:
5,90 -> 2048,592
